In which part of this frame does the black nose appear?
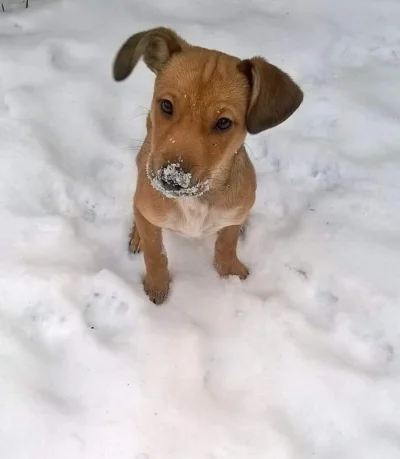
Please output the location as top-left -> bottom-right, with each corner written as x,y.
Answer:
158,163 -> 191,192
160,176 -> 183,192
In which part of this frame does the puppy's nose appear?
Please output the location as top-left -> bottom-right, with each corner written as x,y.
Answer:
159,163 -> 191,192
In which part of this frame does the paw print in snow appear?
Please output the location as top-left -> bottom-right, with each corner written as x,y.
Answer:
83,290 -> 132,337
83,199 -> 97,222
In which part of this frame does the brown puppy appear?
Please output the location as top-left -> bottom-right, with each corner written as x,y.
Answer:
113,27 -> 303,304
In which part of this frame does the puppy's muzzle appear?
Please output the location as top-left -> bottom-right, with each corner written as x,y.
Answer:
147,161 -> 211,198
159,163 -> 191,193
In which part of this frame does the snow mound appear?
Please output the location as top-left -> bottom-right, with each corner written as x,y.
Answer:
1,0 -> 400,458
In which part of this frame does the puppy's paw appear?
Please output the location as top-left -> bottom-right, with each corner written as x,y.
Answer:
129,224 -> 141,254
215,258 -> 250,280
143,275 -> 170,305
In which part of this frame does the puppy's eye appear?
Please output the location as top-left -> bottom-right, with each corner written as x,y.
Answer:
215,117 -> 232,132
160,99 -> 173,116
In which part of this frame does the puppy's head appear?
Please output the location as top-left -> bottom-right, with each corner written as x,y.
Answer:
113,27 -> 303,198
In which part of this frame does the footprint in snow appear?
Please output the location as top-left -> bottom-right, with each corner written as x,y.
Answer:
83,290 -> 133,338
82,199 -> 97,222
46,39 -> 96,73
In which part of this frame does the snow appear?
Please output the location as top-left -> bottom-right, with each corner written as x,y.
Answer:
1,0 -> 400,458
156,163 -> 192,191
147,161 -> 210,198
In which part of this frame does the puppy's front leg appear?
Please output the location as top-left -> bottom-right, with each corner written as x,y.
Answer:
134,207 -> 170,305
214,225 -> 249,280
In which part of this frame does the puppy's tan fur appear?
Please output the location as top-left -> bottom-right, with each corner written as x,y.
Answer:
113,27 -> 303,304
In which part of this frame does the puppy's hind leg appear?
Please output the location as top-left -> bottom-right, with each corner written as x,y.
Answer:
239,220 -> 247,240
129,222 -> 141,254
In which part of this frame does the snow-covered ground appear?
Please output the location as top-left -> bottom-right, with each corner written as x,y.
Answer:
1,0 -> 400,457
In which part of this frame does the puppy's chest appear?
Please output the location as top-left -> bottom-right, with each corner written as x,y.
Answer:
165,198 -> 241,238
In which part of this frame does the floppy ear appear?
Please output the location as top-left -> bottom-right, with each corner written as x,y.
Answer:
238,57 -> 303,134
113,27 -> 188,81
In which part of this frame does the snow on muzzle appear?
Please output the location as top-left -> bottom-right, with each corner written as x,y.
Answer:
147,162 -> 210,199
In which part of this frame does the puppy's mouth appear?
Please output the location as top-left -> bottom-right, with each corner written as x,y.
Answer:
146,161 -> 210,199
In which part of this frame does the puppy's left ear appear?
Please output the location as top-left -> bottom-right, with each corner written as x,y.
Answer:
238,57 -> 303,134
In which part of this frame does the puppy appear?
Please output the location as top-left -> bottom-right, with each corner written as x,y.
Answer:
113,27 -> 303,304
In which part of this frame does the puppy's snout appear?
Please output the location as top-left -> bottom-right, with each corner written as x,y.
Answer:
158,163 -> 192,192
159,174 -> 183,192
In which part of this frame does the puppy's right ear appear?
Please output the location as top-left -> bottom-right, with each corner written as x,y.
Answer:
113,27 -> 188,81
